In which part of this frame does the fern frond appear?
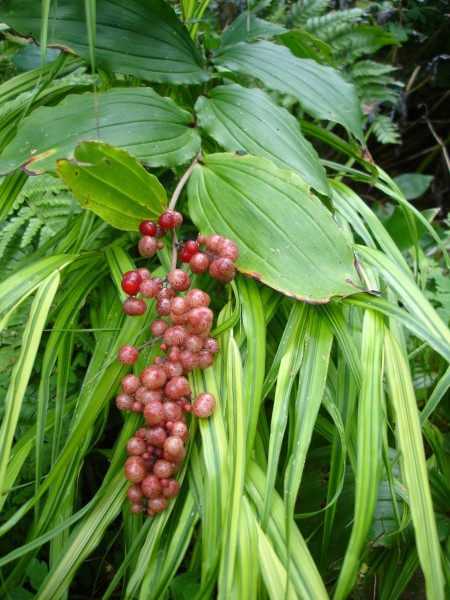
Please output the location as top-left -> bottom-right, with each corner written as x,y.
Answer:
289,0 -> 332,24
352,59 -> 398,78
20,217 -> 43,248
0,208 -> 32,259
306,8 -> 365,38
371,115 -> 401,145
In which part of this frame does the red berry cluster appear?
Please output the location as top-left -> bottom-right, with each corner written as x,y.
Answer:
116,208 -> 238,516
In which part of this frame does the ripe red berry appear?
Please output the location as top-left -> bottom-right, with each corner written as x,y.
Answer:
123,297 -> 147,316
139,220 -> 157,236
165,376 -> 191,400
184,240 -> 199,256
158,211 -> 175,229
121,270 -> 142,295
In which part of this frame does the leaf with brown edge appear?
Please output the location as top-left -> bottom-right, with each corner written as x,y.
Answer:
188,153 -> 363,303
57,141 -> 167,231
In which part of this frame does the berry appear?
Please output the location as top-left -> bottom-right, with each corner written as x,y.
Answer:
140,366 -> 167,390
141,475 -> 162,499
121,270 -> 142,295
167,269 -> 191,292
123,297 -> 147,316
150,319 -> 169,337
197,234 -> 207,245
158,211 -> 175,229
143,401 -> 165,426
206,234 -> 224,254
118,345 -> 139,365
127,485 -> 144,503
138,236 -> 157,258
116,392 -> 134,411
127,437 -> 146,456
192,392 -> 216,418
139,221 -> 157,236
165,376 -> 191,400
124,456 -> 147,483
189,252 -> 210,274
140,279 -> 161,298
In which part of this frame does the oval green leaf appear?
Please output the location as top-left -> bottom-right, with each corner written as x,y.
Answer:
0,88 -> 200,175
188,153 -> 361,303
195,84 -> 330,195
214,41 -> 365,145
0,0 -> 209,84
57,141 -> 167,230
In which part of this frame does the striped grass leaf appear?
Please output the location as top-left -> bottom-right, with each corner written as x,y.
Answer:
0,398 -> 76,513
189,365 -> 230,593
247,461 -> 329,599
34,470 -> 127,599
253,510 -> 298,600
384,329 -> 445,598
0,271 -> 60,500
237,277 -> 266,466
333,310 -> 384,599
262,302 -> 310,528
330,180 -> 411,273
284,310 -> 333,572
0,254 -> 82,328
343,292 -> 450,363
129,488 -> 199,600
420,365 -> 450,424
34,257 -> 108,508
352,246 -> 450,360
218,335 -> 246,598
235,496 -> 260,600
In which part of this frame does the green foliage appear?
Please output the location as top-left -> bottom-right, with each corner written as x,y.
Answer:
0,1 -> 448,599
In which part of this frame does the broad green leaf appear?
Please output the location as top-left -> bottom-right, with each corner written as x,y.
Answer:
214,40 -> 365,144
195,84 -> 330,194
393,173 -> 433,200
0,88 -> 200,175
188,153 -> 361,302
57,141 -> 167,230
0,0 -> 209,84
221,12 -> 287,47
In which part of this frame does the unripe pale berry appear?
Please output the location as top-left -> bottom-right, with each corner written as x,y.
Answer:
138,235 -> 157,258
116,392 -> 134,411
167,269 -> 191,292
123,297 -> 147,316
141,475 -> 162,499
153,459 -> 174,479
186,289 -> 210,309
140,366 -> 167,390
127,484 -> 144,503
143,401 -> 165,426
192,392 -> 216,418
118,345 -> 139,365
124,456 -> 147,483
127,437 -> 147,456
189,252 -> 210,274
121,374 -> 140,394
165,376 -> 191,400
162,479 -> 180,498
